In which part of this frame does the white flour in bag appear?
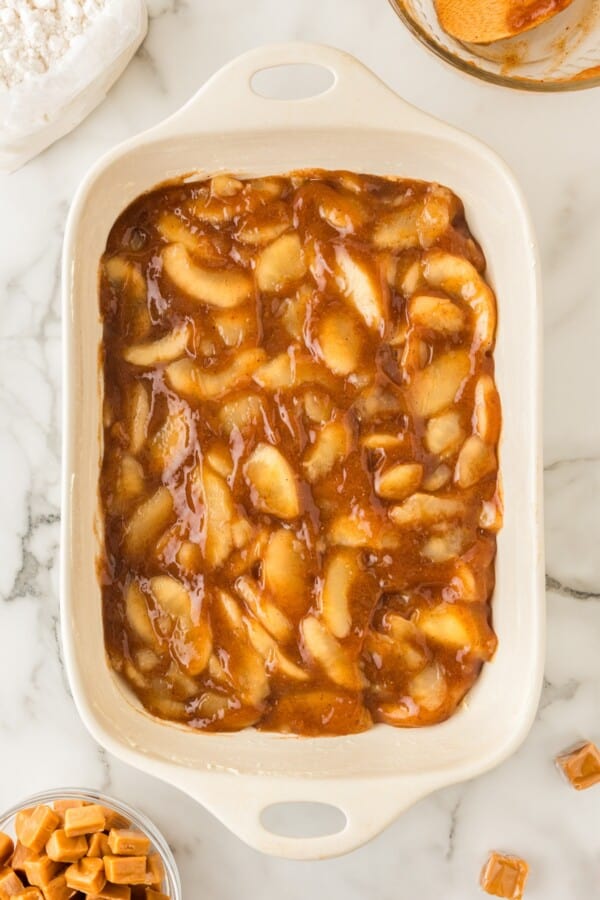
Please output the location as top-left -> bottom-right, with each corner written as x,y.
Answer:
0,0 -> 107,90
0,0 -> 147,172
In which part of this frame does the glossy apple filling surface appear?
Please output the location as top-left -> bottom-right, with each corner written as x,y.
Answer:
99,170 -> 502,735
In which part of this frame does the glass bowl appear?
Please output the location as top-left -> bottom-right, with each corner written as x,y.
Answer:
388,0 -> 600,91
0,787 -> 182,899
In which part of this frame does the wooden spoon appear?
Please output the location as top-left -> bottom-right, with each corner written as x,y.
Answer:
434,0 -> 576,44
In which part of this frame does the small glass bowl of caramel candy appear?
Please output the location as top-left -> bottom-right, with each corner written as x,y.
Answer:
0,788 -> 181,900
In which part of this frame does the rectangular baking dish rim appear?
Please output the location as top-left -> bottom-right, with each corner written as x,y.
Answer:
60,42 -> 545,859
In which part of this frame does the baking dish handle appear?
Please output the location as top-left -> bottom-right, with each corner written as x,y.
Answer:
159,42 -> 434,135
171,771 -> 428,860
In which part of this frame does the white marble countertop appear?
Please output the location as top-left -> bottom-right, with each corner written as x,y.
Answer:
1,1 -> 599,897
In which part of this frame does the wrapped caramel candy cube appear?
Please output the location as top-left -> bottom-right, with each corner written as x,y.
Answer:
64,857 -> 106,894
14,812 -> 34,843
0,834 -> 14,868
17,807 -> 60,854
101,809 -> 131,831
0,867 -> 25,896
10,844 -> 37,876
555,740 -> 600,790
63,805 -> 106,838
107,831 -> 150,857
45,830 -> 88,864
52,801 -> 85,822
21,855 -> 61,888
144,855 -> 164,889
41,872 -> 76,900
480,851 -> 529,899
104,855 -> 147,885
88,884 -> 131,899
87,834 -> 111,859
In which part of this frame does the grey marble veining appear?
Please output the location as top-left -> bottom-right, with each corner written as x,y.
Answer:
1,1 -> 599,897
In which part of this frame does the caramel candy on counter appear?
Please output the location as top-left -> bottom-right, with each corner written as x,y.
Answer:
480,852 -> 529,899
13,889 -> 43,899
64,857 -> 106,894
103,856 -> 147,885
18,808 -> 60,855
63,806 -> 106,839
107,832 -> 150,858
88,885 -> 131,899
0,835 -> 14,868
45,831 -> 87,865
0,867 -> 25,897
87,834 -> 111,859
21,856 -> 61,889
555,740 -> 600,790
10,845 -> 37,876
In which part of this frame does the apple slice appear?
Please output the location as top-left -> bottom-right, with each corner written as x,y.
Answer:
422,250 -> 496,351
107,453 -> 145,515
256,233 -> 307,292
389,492 -> 464,527
126,380 -> 150,455
263,529 -> 308,618
408,294 -> 465,334
421,528 -> 468,563
149,576 -> 191,618
218,392 -> 263,435
375,463 -> 423,501
418,602 -> 495,659
244,443 -> 301,520
162,242 -> 252,308
199,467 -> 236,568
213,306 -> 256,348
407,350 -> 471,418
424,409 -> 465,457
104,255 -> 146,299
211,174 -> 243,197
243,616 -> 308,682
302,420 -> 351,483
125,583 -> 157,647
166,348 -> 266,401
148,407 -> 191,473
235,574 -> 293,642
473,374 -> 501,444
320,549 -> 361,639
123,487 -> 174,559
334,246 -> 385,330
301,616 -> 363,690
455,435 -> 497,488
157,213 -> 224,264
317,309 -> 363,376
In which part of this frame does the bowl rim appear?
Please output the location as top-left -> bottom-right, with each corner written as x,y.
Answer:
0,787 -> 182,899
387,0 -> 600,92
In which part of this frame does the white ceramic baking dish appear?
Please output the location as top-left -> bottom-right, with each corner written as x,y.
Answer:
61,43 -> 544,860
